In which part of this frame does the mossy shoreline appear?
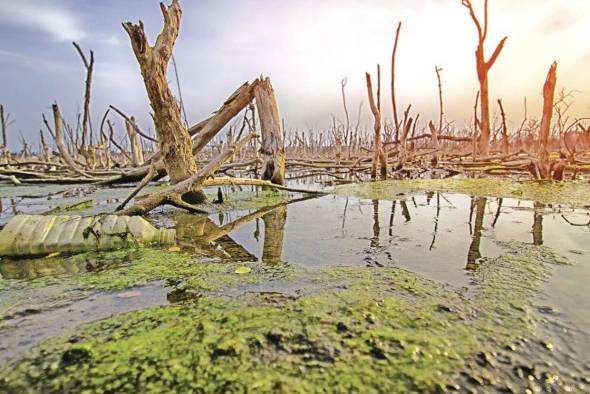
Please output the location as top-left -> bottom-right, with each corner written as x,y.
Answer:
0,241 -> 580,393
336,178 -> 590,207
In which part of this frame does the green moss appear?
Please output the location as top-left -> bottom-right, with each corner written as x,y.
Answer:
0,241 -> 569,393
336,178 -> 590,207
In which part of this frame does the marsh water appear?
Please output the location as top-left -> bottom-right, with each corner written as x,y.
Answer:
0,181 -> 589,392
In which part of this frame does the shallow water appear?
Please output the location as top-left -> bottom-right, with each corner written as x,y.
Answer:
0,183 -> 589,390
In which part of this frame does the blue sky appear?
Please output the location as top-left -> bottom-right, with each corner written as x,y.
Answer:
0,0 -> 589,150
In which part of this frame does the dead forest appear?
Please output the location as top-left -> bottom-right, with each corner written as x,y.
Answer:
0,0 -> 589,215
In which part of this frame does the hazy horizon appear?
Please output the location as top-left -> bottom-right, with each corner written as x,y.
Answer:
1,0 -> 589,150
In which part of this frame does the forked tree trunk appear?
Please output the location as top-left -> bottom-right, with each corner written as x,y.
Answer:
72,42 -> 94,150
126,116 -> 144,166
254,77 -> 285,185
462,0 -> 508,157
123,0 -> 204,202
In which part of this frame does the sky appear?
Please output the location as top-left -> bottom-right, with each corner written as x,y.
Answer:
0,0 -> 589,150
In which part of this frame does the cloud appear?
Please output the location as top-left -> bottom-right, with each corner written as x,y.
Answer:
0,0 -> 85,42
0,49 -> 73,73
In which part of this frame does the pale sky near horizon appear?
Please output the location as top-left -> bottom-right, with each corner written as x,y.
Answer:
0,0 -> 589,150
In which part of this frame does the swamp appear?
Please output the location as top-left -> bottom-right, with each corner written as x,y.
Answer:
0,0 -> 589,393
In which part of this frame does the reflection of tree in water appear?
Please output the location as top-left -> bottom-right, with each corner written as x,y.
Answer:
400,200 -> 411,222
175,197 -> 301,264
175,214 -> 257,262
262,205 -> 287,264
467,196 -> 486,271
429,193 -> 441,251
371,200 -> 380,248
532,202 -> 544,246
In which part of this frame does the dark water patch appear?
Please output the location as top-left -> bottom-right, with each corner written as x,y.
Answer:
0,282 -> 168,362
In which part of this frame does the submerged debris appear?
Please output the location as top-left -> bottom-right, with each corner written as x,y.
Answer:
0,214 -> 175,257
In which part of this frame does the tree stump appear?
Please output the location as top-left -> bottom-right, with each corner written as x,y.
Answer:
254,77 -> 285,185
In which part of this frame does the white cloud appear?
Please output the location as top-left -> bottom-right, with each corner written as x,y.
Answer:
0,0 -> 85,42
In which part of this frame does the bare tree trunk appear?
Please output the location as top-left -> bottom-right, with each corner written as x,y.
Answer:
435,66 -> 444,134
39,130 -> 50,163
191,82 -> 256,154
462,0 -> 508,156
123,0 -> 204,202
366,66 -> 387,180
533,62 -> 558,179
126,116 -> 144,166
472,91 -> 480,160
396,106 -> 413,170
341,78 -> 350,145
539,62 -> 558,156
497,99 -> 509,155
72,42 -> 94,150
428,121 -> 440,164
52,104 -> 90,178
0,105 -> 6,149
254,77 -> 285,185
391,22 -> 402,141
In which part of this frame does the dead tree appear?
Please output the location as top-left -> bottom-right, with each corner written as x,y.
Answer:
396,105 -> 413,170
125,116 -> 144,166
254,77 -> 285,185
461,0 -> 508,156
497,99 -> 509,155
340,77 -> 350,161
72,42 -> 94,150
435,66 -> 444,135
122,0 -> 204,202
39,130 -> 50,163
51,104 -> 90,178
366,66 -> 387,180
535,62 -> 558,179
539,62 -> 558,157
0,105 -> 7,149
391,22 -> 402,140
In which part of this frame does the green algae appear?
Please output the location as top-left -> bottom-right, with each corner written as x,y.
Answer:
43,199 -> 93,214
0,248 -> 295,321
213,188 -> 294,212
0,241 -> 572,393
336,178 -> 590,207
